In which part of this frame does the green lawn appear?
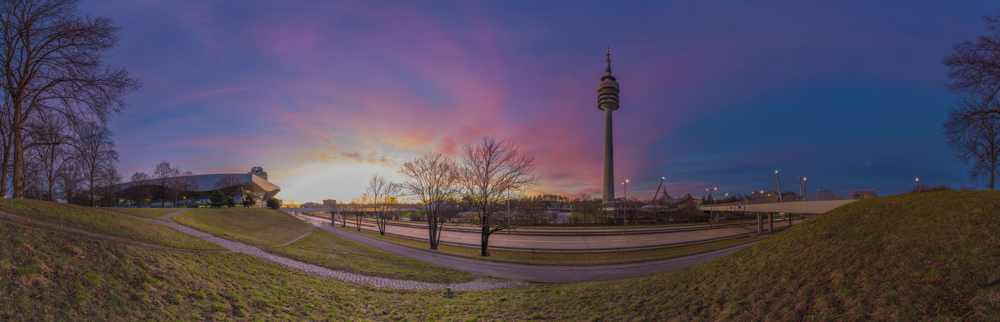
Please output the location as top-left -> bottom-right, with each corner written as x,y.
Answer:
108,208 -> 179,219
0,199 -> 221,251
270,229 -> 480,284
2,191 -> 998,320
172,208 -> 314,246
338,226 -> 763,266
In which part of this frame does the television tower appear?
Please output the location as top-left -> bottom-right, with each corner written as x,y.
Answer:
598,48 -> 620,204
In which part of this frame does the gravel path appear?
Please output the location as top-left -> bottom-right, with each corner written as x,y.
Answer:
127,209 -> 526,291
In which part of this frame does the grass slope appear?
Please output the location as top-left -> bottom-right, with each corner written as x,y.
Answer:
339,226 -> 763,266
0,199 -> 221,251
270,229 -> 480,284
172,208 -> 314,246
109,208 -> 178,219
2,191 -> 998,321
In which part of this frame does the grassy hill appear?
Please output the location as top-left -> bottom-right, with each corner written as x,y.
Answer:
1,192 -> 998,320
0,199 -> 221,251
110,208 -> 179,219
172,208 -> 315,246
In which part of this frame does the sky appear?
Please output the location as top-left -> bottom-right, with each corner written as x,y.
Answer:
78,0 -> 999,203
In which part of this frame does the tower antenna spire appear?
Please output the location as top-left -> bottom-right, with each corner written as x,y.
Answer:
606,47 -> 612,76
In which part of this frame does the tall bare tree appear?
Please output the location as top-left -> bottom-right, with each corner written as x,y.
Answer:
363,174 -> 401,236
458,136 -> 538,256
399,153 -> 460,249
152,161 -> 176,207
71,122 -> 116,206
128,171 -> 149,208
942,12 -> 1000,188
0,0 -> 140,199
948,113 -> 1000,189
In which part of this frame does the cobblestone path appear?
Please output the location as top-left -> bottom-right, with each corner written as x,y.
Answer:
127,209 -> 527,291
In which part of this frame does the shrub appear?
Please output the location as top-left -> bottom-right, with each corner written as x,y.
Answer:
242,194 -> 255,208
209,190 -> 226,208
266,198 -> 280,210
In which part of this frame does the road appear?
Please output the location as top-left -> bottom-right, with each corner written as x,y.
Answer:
313,222 -> 763,283
298,214 -> 805,251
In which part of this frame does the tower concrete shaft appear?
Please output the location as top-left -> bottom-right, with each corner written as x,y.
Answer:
597,49 -> 620,204
603,107 -> 614,203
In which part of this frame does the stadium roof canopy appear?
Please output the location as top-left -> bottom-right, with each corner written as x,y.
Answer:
117,173 -> 281,201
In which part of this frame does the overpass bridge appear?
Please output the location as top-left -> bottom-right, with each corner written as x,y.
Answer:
698,189 -> 876,234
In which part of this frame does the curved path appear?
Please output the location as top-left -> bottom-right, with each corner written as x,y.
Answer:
305,216 -> 762,283
125,209 -> 526,291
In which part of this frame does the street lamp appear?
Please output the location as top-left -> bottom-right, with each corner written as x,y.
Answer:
915,178 -> 919,193
706,187 -> 717,224
620,179 -> 630,234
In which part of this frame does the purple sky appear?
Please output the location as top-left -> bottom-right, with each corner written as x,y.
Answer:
80,0 -> 998,202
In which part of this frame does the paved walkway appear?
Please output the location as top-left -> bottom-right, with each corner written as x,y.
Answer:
126,209 -> 526,291
307,216 -> 762,283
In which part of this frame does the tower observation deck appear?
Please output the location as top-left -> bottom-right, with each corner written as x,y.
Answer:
598,49 -> 620,204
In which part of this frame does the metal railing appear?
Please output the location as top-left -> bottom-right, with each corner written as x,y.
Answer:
707,189 -> 877,208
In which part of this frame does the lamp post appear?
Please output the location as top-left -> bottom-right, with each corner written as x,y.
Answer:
775,170 -> 783,202
803,177 -> 807,200
915,178 -> 919,193
622,179 -> 628,234
706,187 -> 717,222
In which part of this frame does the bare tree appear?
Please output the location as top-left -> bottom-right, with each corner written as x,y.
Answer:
128,171 -> 150,208
458,136 -> 538,256
96,165 -> 121,206
26,112 -> 71,201
362,174 -> 401,236
0,0 -> 140,199
399,152 -> 460,249
56,160 -> 83,204
953,115 -> 1000,189
71,122 -> 117,207
346,197 -> 366,231
213,174 -> 242,197
942,12 -> 1000,187
152,161 -> 175,207
170,171 -> 197,207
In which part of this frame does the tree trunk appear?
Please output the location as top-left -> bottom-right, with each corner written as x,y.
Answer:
0,148 -> 9,198
12,123 -> 23,199
480,227 -> 490,257
427,207 -> 439,250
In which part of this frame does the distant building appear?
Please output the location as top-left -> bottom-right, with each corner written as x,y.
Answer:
301,202 -> 320,208
249,166 -> 267,181
115,172 -> 280,208
323,199 -> 337,206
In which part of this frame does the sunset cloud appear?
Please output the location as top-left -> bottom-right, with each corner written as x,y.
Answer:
86,0 -> 991,202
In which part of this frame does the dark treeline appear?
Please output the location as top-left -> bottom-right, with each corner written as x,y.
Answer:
0,0 -> 140,205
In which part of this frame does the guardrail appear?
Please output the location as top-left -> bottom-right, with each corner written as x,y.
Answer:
706,189 -> 876,208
